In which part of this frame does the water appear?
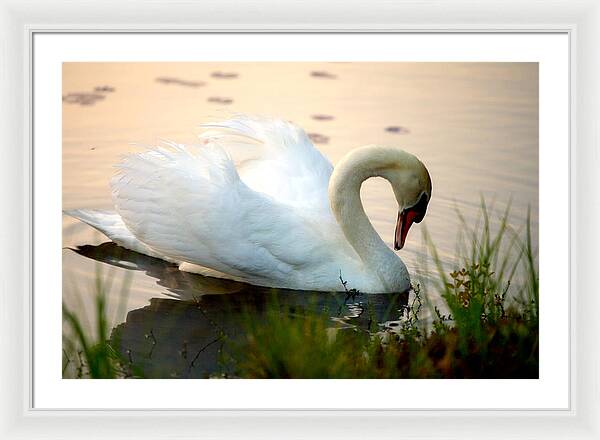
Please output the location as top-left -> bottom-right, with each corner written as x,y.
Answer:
62,62 -> 538,378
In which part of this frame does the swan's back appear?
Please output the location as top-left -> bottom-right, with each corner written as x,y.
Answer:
199,116 -> 333,212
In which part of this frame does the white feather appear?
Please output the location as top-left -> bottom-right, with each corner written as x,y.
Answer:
198,115 -> 333,212
107,117 -> 352,290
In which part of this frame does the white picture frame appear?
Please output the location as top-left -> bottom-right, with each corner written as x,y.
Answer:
1,0 -> 598,438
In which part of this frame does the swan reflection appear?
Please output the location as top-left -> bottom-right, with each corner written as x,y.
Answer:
72,243 -> 410,378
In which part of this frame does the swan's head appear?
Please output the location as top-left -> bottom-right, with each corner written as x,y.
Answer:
373,147 -> 432,250
329,144 -> 432,251
394,189 -> 430,250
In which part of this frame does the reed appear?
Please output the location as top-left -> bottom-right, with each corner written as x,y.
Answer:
62,266 -> 135,378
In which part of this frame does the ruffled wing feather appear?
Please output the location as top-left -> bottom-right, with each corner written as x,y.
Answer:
198,115 -> 334,213
110,138 -> 344,288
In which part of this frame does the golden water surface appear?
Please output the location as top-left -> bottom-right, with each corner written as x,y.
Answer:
62,62 -> 538,377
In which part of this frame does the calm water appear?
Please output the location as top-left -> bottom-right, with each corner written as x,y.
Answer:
62,62 -> 538,378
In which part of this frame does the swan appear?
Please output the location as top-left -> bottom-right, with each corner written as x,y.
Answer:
67,115 -> 432,293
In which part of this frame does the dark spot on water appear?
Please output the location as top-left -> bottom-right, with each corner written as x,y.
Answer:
310,70 -> 337,79
155,77 -> 205,87
62,93 -> 106,106
308,133 -> 329,144
211,71 -> 239,79
388,322 -> 400,327
207,96 -> 234,105
94,85 -> 115,93
385,126 -> 411,134
311,114 -> 335,121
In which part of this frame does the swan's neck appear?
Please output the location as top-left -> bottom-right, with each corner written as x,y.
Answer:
329,146 -> 413,291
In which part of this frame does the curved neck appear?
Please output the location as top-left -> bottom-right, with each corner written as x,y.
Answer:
328,146 -> 412,289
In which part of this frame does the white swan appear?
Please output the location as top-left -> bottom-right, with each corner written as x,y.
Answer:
67,115 -> 431,293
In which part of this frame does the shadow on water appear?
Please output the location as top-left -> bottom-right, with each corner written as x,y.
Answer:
71,242 -> 409,378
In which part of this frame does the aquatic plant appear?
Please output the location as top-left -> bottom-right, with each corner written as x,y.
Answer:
62,266 -> 136,378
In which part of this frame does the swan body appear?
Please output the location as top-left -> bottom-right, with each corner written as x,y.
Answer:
67,116 -> 431,293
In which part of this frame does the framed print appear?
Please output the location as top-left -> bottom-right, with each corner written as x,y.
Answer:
41,34 -> 560,409
1,0 -> 599,439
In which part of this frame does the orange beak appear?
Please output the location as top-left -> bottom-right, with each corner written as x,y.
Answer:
394,209 -> 419,250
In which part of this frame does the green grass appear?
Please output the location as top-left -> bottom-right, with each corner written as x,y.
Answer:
62,266 -> 137,378
63,201 -> 538,379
